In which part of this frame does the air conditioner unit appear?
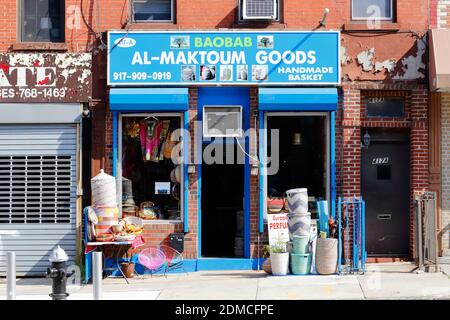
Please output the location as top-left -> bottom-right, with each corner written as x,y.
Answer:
242,0 -> 277,20
203,106 -> 243,138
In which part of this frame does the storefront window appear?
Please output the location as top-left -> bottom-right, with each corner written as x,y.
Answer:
120,115 -> 182,222
266,114 -> 328,219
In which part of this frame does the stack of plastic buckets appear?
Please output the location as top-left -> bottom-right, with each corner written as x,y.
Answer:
286,188 -> 312,275
291,235 -> 312,275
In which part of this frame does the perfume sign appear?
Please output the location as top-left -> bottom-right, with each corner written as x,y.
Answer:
0,53 -> 92,102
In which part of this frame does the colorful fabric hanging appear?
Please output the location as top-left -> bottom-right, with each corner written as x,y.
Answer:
159,120 -> 171,160
139,121 -> 147,161
148,121 -> 163,162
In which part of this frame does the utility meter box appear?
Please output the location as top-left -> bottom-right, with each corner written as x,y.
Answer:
170,233 -> 185,253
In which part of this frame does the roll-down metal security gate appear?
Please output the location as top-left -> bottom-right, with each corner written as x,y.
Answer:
0,124 -> 78,276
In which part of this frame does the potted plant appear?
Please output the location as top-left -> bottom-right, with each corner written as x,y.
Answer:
261,244 -> 271,274
269,241 -> 290,276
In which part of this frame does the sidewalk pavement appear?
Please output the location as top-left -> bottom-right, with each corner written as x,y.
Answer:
1,263 -> 450,300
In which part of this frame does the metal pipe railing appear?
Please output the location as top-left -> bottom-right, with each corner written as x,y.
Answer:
337,197 -> 366,274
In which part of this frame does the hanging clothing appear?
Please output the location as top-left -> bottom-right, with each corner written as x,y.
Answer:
139,121 -> 147,161
148,121 -> 163,162
158,120 -> 171,160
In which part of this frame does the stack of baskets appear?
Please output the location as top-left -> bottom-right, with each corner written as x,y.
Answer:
90,169 -> 119,241
122,177 -> 138,217
290,235 -> 312,275
286,188 -> 311,241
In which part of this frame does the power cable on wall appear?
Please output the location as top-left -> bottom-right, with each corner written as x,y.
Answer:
79,0 -> 109,51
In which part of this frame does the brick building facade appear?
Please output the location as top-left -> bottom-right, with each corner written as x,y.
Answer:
102,0 -> 430,263
0,1 -> 438,275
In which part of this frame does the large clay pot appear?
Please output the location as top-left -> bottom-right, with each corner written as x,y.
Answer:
121,262 -> 135,278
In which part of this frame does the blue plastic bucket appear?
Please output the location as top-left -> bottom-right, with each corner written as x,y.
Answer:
292,235 -> 310,254
290,253 -> 312,275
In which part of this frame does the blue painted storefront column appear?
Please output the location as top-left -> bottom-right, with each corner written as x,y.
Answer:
258,111 -> 265,234
183,110 -> 189,233
330,111 -> 336,219
112,111 -> 118,177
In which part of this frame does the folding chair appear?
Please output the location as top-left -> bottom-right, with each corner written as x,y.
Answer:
136,247 -> 166,278
158,244 -> 188,277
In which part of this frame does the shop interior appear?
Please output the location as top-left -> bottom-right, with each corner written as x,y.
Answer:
121,115 -> 182,221
201,143 -> 245,258
266,115 -> 328,218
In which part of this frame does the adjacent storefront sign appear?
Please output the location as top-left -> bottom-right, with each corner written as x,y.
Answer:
0,53 -> 92,102
108,31 -> 340,86
267,213 -> 289,247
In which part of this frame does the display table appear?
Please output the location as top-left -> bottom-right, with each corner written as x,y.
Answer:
86,241 -> 133,284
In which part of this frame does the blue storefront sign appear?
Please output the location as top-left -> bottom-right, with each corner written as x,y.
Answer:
108,31 -> 340,86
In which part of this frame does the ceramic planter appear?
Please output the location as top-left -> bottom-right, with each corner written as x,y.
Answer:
270,252 -> 289,276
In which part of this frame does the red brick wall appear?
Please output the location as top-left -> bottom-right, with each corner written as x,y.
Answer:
0,0 -> 430,52
335,84 -> 429,257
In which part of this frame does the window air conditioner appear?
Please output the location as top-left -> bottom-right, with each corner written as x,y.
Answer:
242,0 -> 277,20
203,106 -> 243,138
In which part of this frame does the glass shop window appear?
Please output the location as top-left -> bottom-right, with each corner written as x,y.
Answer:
365,97 -> 404,118
21,0 -> 64,42
121,115 -> 182,221
351,0 -> 393,21
266,116 -> 328,220
132,0 -> 173,22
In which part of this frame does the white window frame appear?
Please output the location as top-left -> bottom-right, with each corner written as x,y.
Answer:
118,113 -> 184,224
351,0 -> 393,21
203,105 -> 243,138
238,0 -> 281,22
131,0 -> 174,23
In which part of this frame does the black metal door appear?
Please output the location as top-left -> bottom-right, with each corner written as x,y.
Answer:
361,132 -> 410,256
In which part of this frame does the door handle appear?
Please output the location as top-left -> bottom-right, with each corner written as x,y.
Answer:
377,214 -> 392,220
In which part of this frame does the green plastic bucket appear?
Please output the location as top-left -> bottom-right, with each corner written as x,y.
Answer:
290,253 -> 312,275
292,235 -> 310,254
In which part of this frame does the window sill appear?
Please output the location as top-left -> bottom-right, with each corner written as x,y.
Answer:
232,22 -> 286,29
343,23 -> 400,32
12,42 -> 67,51
127,22 -> 178,30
